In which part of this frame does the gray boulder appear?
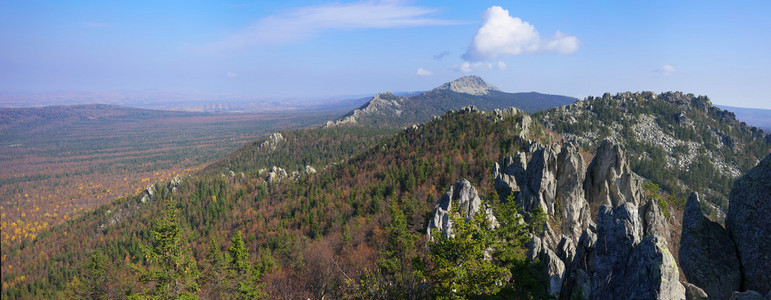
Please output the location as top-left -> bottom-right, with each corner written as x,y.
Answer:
682,282 -> 708,300
584,140 -> 645,213
726,154 -> 771,295
641,199 -> 669,238
680,192 -> 741,300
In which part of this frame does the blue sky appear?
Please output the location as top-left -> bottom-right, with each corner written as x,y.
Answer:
1,0 -> 769,108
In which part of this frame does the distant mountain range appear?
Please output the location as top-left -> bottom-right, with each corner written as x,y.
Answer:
324,75 -> 577,128
716,105 -> 771,131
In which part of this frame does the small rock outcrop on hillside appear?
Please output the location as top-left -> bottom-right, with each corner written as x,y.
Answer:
426,179 -> 496,239
259,132 -> 285,152
265,166 -> 288,184
679,192 -> 741,299
726,153 -> 771,295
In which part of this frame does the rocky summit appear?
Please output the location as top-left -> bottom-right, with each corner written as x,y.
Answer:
432,75 -> 499,96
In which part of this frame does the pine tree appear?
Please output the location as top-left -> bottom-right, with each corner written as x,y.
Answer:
428,203 -> 508,299
227,231 -> 267,299
200,237 -> 228,299
133,199 -> 200,300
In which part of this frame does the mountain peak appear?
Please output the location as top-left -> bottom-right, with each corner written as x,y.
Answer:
435,75 -> 499,95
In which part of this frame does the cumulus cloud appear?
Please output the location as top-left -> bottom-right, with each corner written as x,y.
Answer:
207,1 -> 461,51
457,61 -> 494,73
654,65 -> 676,76
497,61 -> 507,70
416,68 -> 434,76
462,6 -> 579,61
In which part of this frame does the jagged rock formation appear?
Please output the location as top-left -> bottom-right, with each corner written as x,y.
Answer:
259,132 -> 285,151
426,179 -> 496,239
540,91 -> 770,220
324,92 -> 406,127
503,139 -> 685,299
584,140 -> 644,213
432,75 -> 499,95
494,152 -> 527,201
304,165 -> 317,175
726,153 -> 771,295
265,166 -> 288,184
679,192 -> 740,299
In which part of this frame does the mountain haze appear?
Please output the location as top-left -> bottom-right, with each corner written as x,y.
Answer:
325,76 -> 576,128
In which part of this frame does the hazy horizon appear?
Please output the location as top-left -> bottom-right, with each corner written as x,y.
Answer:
1,1 -> 770,109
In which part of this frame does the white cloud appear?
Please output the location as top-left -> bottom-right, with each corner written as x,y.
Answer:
654,65 -> 676,76
208,1 -> 461,51
462,6 -> 579,61
457,61 -> 492,73
227,72 -> 237,78
497,61 -> 507,70
416,68 -> 434,76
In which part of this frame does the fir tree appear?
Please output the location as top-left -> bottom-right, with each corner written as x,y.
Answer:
133,199 -> 200,300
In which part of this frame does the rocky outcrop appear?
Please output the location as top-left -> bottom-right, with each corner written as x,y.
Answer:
433,75 -> 499,96
265,166 -> 288,184
494,152 -> 527,201
726,153 -> 771,295
324,92 -> 406,127
259,132 -> 285,152
427,179 -> 496,239
304,165 -> 317,175
555,145 -> 592,242
584,139 -> 645,212
518,114 -> 532,139
679,192 -> 741,299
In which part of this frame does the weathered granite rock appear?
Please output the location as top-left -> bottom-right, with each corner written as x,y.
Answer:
259,132 -> 285,151
494,152 -> 527,200
592,203 -> 684,299
584,140 -> 645,211
682,282 -> 708,300
726,154 -> 771,295
521,144 -> 561,215
518,114 -> 532,139
541,247 -> 567,297
304,165 -> 317,175
266,166 -> 288,184
555,144 -> 592,242
426,179 -> 496,239
593,203 -> 644,298
641,199 -> 669,238
560,228 -> 597,300
680,192 -> 741,300
621,236 -> 685,299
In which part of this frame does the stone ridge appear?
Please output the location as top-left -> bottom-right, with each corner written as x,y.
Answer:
324,92 -> 405,127
433,75 -> 500,95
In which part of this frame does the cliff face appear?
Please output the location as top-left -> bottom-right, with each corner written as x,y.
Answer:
430,138 -> 687,299
679,154 -> 771,298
